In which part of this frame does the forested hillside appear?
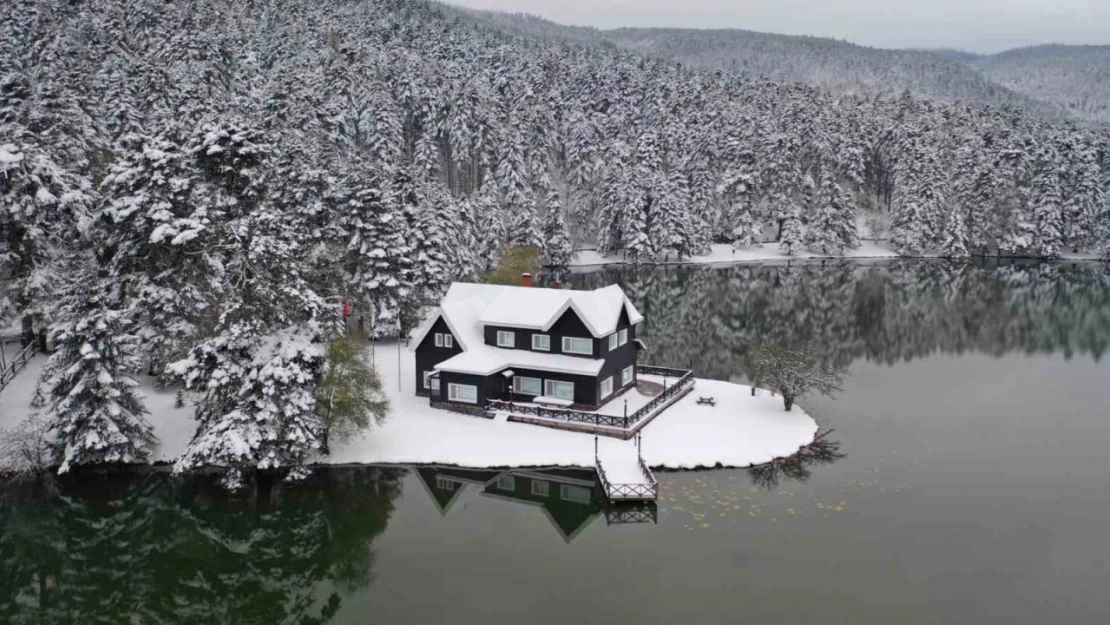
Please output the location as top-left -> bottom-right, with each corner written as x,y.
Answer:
967,45 -> 1110,125
1,0 -> 1108,478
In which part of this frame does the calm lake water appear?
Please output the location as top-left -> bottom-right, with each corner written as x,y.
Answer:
4,260 -> 1110,624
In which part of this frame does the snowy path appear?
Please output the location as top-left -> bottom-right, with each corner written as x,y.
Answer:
571,241 -> 1104,269
0,341 -> 819,471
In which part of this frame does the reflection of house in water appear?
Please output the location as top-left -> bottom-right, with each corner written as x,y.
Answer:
414,467 -> 501,515
415,466 -> 645,542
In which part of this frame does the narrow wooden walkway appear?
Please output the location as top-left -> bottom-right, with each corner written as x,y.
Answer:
595,434 -> 658,503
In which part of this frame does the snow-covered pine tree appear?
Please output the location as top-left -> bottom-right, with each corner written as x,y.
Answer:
804,167 -> 858,254
779,204 -> 803,256
1061,135 -> 1103,252
404,179 -> 452,310
40,265 -> 155,473
0,138 -> 90,344
541,188 -> 573,267
336,166 -> 414,335
939,206 -> 971,258
1029,146 -> 1065,258
470,181 -> 507,272
169,211 -> 329,488
890,140 -> 941,255
651,170 -> 693,260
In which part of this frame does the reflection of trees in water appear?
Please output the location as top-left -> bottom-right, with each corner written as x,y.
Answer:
0,467 -> 403,624
569,260 -> 1110,381
747,431 -> 846,491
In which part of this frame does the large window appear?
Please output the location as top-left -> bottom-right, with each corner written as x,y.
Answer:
562,336 -> 592,356
608,333 -> 619,351
435,476 -> 457,491
497,330 -> 515,348
619,328 -> 629,346
448,383 -> 478,404
599,376 -> 613,399
531,480 -> 550,497
513,376 -> 543,396
532,334 -> 550,351
497,475 -> 515,491
544,380 -> 575,401
621,365 -> 634,387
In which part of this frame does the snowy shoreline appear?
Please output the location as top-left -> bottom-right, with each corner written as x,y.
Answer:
570,241 -> 1106,269
1,341 -> 819,473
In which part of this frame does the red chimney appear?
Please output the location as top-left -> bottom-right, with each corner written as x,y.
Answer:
521,273 -> 534,287
553,281 -> 563,290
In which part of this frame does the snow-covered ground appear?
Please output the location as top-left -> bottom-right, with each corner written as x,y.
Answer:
571,241 -> 1104,268
0,342 -> 818,471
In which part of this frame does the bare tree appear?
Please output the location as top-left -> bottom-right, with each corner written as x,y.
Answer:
748,430 -> 846,490
0,414 -> 57,481
750,343 -> 844,411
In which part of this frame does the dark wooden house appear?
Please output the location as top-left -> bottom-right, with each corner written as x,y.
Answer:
412,278 -> 644,411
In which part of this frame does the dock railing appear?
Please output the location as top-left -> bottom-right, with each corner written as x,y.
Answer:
595,434 -> 659,502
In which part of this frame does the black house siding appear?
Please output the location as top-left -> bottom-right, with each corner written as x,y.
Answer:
483,308 -> 599,358
414,317 -> 462,397
597,307 -> 638,399
502,367 -> 600,406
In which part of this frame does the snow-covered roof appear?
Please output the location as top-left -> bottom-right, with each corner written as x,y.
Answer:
410,282 -> 643,378
476,283 -> 642,337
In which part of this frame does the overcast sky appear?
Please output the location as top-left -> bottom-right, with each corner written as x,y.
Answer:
444,0 -> 1109,53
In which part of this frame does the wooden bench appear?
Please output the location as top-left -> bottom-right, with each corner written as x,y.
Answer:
534,396 -> 575,407
696,396 -> 716,406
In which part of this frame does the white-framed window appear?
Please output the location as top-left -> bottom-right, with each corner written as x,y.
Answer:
497,330 -> 515,348
560,484 -> 591,504
443,334 -> 453,348
497,475 -> 515,491
434,333 -> 443,347
621,365 -> 634,387
431,376 -> 441,393
608,333 -> 619,351
532,334 -> 550,351
600,376 -> 614,399
562,336 -> 592,356
423,371 -> 433,389
513,376 -> 543,396
435,476 -> 457,491
448,383 -> 478,404
619,328 -> 629,346
531,480 -> 550,497
544,380 -> 575,401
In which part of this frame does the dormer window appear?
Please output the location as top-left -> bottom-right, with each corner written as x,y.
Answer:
497,330 -> 515,348
562,336 -> 592,356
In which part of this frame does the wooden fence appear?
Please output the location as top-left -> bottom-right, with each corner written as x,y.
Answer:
486,364 -> 694,430
0,342 -> 38,393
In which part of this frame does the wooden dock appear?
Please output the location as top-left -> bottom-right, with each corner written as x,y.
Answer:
595,434 -> 658,503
